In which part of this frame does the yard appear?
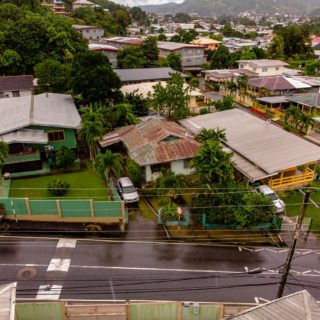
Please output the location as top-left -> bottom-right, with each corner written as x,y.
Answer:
9,163 -> 109,201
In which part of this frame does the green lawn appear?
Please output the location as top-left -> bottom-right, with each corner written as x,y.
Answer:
9,163 -> 109,200
284,190 -> 320,231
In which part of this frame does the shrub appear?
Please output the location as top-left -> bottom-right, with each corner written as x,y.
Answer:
161,201 -> 179,222
199,107 -> 208,115
48,179 -> 70,196
55,146 -> 76,169
126,159 -> 144,186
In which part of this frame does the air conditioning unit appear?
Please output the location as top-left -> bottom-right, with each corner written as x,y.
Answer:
44,145 -> 53,151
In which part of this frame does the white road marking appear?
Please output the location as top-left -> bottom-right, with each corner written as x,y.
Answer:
109,279 -> 116,300
47,258 -> 71,272
36,284 -> 62,300
254,297 -> 259,303
57,239 -> 77,248
244,266 -> 249,272
238,246 -> 242,252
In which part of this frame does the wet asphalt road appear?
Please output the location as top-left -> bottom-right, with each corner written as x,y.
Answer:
0,236 -> 320,303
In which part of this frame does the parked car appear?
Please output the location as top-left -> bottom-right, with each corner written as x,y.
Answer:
255,185 -> 285,213
117,177 -> 139,204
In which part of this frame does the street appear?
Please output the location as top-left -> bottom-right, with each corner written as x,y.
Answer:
0,236 -> 320,303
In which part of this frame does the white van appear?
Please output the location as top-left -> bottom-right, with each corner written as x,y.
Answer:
255,185 -> 285,213
117,177 -> 139,204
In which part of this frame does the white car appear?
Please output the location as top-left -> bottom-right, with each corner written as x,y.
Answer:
255,185 -> 285,213
117,177 -> 139,204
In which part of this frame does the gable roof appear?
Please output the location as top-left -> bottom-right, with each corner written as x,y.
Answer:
248,76 -> 311,91
0,75 -> 33,92
0,283 -> 16,320
238,59 -> 289,68
229,290 -> 320,320
99,119 -> 200,166
287,93 -> 320,109
115,67 -> 186,83
180,109 -> 320,182
157,41 -> 205,51
0,93 -> 81,136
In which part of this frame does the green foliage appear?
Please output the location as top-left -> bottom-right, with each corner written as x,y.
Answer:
199,107 -> 209,115
54,146 -> 76,169
160,201 -> 179,222
0,141 -> 9,167
155,169 -> 187,196
192,140 -> 234,186
214,96 -> 234,111
113,9 -> 131,35
173,12 -> 191,23
284,104 -> 314,133
47,179 -> 70,196
34,59 -> 71,93
151,73 -> 189,121
189,77 -> 200,89
111,103 -> 138,127
117,45 -> 146,68
124,92 -> 148,116
196,128 -> 227,143
70,51 -> 121,105
166,52 -> 182,70
158,33 -> 167,41
125,158 -> 144,186
130,6 -> 148,26
95,150 -> 123,178
141,36 -> 159,67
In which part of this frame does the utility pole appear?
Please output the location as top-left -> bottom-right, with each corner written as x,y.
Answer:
277,190 -> 311,299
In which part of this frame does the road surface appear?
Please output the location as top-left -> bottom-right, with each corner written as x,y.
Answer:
0,236 -> 320,303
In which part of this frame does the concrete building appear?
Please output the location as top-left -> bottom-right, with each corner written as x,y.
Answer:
238,59 -> 289,77
157,41 -> 205,71
73,25 -> 104,40
72,0 -> 97,10
99,118 -> 200,182
0,75 -> 33,99
88,43 -> 118,68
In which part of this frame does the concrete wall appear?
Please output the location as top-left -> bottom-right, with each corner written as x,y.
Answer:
239,63 -> 286,76
159,48 -> 205,67
78,28 -> 104,40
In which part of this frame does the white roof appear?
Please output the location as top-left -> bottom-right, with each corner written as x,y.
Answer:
238,59 -> 289,67
0,93 -> 81,135
88,43 -> 118,51
0,283 -> 16,320
121,81 -> 203,99
230,290 -> 320,320
180,109 -> 320,181
0,129 -> 48,144
284,76 -> 312,89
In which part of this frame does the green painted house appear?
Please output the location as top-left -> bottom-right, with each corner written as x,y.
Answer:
0,93 -> 81,173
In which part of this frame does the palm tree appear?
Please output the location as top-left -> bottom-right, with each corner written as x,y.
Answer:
284,104 -> 303,129
79,106 -> 104,166
196,128 -> 227,143
95,150 -> 123,179
300,113 -> 315,134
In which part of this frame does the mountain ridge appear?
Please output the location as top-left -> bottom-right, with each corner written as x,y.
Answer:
140,0 -> 320,16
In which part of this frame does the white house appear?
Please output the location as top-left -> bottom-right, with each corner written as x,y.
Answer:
73,25 -> 104,40
238,59 -> 289,76
0,75 -> 33,99
88,43 -> 118,68
99,118 -> 200,182
72,0 -> 98,10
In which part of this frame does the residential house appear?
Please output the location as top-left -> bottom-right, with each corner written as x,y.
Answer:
180,109 -> 320,189
0,75 -> 33,99
99,119 -> 200,182
120,81 -> 204,112
248,76 -> 312,96
104,37 -> 143,49
89,43 -> 118,68
313,42 -> 320,59
157,41 -> 205,71
41,0 -> 66,15
202,68 -> 258,84
0,93 -> 81,174
114,67 -> 187,85
287,93 -> 320,115
73,25 -> 104,40
191,37 -> 221,51
72,0 -> 98,10
238,59 -> 289,76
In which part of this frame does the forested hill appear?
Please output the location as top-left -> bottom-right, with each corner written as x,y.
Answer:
141,0 -> 320,16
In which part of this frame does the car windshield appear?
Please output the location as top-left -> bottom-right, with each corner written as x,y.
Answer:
267,192 -> 279,201
123,186 -> 136,194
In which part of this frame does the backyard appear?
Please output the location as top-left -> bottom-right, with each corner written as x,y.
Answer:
9,163 -> 109,201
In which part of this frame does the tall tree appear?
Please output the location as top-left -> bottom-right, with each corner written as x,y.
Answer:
141,36 -> 159,67
151,73 -> 189,121
196,128 -> 227,143
70,51 -> 121,105
117,45 -> 146,68
79,106 -> 105,165
191,140 -> 234,186
95,150 -> 123,179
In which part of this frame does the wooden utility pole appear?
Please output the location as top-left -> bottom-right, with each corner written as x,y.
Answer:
277,190 -> 311,298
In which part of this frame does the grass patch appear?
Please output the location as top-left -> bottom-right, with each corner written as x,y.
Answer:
138,200 -> 157,221
284,190 -> 320,231
9,162 -> 109,201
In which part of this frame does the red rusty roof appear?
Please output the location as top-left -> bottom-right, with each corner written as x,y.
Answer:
99,119 -> 200,166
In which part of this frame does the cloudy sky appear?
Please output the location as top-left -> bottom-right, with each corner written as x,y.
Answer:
113,0 -> 183,6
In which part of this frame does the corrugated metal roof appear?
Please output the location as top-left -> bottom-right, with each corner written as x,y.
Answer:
0,75 -> 33,92
287,93 -> 320,109
256,96 -> 290,104
229,290 -> 320,320
157,41 -> 205,51
100,119 -> 200,166
180,109 -> 320,181
0,283 -> 16,320
0,129 -> 48,144
238,59 -> 289,67
0,93 -> 81,135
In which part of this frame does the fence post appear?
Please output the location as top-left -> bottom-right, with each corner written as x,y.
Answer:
120,201 -> 126,233
25,198 -> 32,216
56,200 -> 62,219
90,199 -> 94,218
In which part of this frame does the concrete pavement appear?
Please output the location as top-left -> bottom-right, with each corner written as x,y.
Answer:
0,236 -> 320,303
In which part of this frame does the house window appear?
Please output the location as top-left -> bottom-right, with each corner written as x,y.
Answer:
183,159 -> 191,169
48,130 -> 65,142
262,67 -> 268,72
239,64 -> 244,68
151,164 -> 162,173
12,91 -> 20,97
275,66 -> 280,70
0,92 -> 4,98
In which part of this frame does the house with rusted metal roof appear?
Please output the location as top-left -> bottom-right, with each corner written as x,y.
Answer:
0,75 -> 33,99
99,118 -> 201,182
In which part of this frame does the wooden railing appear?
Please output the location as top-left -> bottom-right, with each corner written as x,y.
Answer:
269,168 -> 315,189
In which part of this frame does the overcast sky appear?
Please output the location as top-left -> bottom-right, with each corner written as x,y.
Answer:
113,0 -> 184,6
